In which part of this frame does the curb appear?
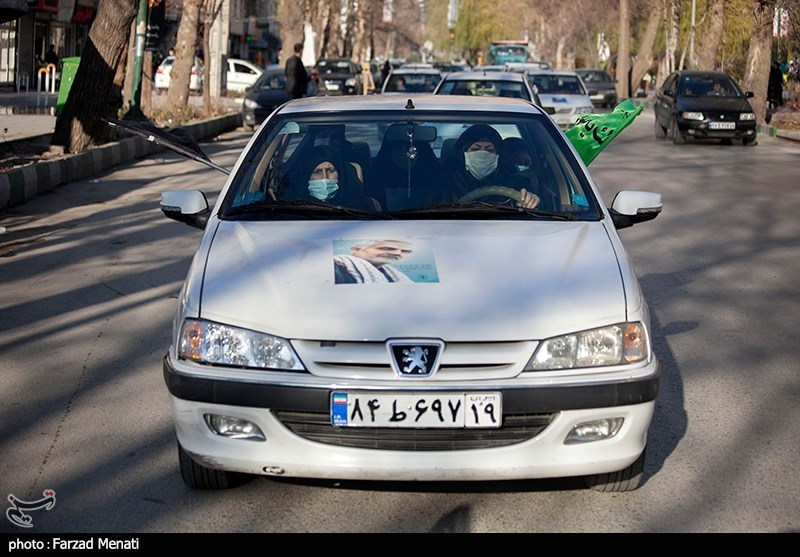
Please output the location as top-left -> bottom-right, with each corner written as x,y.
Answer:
0,112 -> 242,212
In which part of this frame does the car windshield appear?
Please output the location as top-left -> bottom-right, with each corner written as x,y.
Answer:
221,111 -> 600,221
316,60 -> 353,74
677,75 -> 741,97
579,71 -> 612,83
384,73 -> 441,93
530,74 -> 586,95
254,72 -> 285,90
438,79 -> 530,100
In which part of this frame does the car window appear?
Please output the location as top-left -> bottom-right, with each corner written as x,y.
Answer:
317,60 -> 354,74
233,62 -> 258,75
255,72 -> 285,90
439,79 -> 530,100
579,71 -> 612,83
222,112 -> 599,219
384,73 -> 441,93
677,75 -> 742,97
530,74 -> 586,95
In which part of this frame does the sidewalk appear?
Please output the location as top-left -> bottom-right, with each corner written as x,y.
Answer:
0,90 -> 243,212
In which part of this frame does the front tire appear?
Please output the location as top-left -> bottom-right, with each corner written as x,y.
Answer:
671,118 -> 685,145
178,442 -> 253,490
584,447 -> 646,492
654,116 -> 666,139
743,136 -> 757,146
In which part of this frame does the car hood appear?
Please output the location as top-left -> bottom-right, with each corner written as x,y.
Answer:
196,220 -> 627,342
677,96 -> 753,112
539,94 -> 592,108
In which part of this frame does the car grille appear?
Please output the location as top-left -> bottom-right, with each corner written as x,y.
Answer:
273,410 -> 556,450
706,111 -> 736,121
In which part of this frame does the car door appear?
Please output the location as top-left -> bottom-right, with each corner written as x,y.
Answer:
655,72 -> 678,128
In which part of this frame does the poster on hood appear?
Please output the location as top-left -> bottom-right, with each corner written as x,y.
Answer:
333,239 -> 439,284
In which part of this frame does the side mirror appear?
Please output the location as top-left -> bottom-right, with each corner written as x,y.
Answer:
160,190 -> 211,230
608,190 -> 662,230
663,89 -> 673,98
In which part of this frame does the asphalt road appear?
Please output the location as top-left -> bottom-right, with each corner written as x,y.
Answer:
0,111 -> 798,534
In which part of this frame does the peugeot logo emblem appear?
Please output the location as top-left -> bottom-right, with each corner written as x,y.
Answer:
386,339 -> 444,377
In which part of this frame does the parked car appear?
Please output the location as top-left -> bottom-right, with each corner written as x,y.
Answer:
575,69 -> 618,108
434,70 -> 542,108
380,67 -> 442,94
154,55 -> 203,93
314,58 -> 364,95
527,70 -> 594,129
159,94 -> 662,492
240,66 -> 290,131
226,57 -> 263,93
654,69 -> 757,145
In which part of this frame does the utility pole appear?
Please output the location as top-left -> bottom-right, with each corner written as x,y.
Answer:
124,0 -> 148,121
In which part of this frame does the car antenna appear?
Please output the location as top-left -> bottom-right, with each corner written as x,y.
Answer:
405,98 -> 415,109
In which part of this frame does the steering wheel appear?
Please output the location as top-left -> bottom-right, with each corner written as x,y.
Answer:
458,186 -> 521,203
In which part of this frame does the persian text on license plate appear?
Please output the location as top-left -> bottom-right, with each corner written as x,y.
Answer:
331,392 -> 502,428
709,121 -> 736,130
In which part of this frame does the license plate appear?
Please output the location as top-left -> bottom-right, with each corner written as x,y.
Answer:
331,392 -> 502,428
709,121 -> 735,129
325,82 -> 340,91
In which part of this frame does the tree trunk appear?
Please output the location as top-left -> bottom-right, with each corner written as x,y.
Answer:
201,0 -> 224,110
631,2 -> 661,99
51,0 -> 138,152
617,0 -> 630,99
696,0 -> 724,70
742,0 -> 776,124
142,50 -> 153,115
166,0 -> 201,112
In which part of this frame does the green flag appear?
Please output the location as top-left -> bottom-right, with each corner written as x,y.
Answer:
565,99 -> 644,166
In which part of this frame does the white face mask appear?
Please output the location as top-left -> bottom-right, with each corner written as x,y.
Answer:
308,178 -> 339,200
464,150 -> 499,180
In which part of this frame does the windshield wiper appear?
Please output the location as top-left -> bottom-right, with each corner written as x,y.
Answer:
222,199 -> 392,219
393,202 -> 579,220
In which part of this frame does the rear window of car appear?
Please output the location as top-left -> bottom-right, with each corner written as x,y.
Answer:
384,73 -> 442,93
222,111 -> 599,220
530,74 -> 587,95
438,79 -> 530,100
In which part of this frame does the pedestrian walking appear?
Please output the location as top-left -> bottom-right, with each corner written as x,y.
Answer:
768,61 -> 784,110
284,42 -> 309,99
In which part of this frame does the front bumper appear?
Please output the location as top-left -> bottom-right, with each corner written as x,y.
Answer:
164,353 -> 659,481
677,118 -> 757,140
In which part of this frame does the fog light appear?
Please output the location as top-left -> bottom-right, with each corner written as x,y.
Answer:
204,414 -> 266,441
564,418 -> 623,444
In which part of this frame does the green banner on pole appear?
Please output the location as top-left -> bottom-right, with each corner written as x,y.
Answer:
565,99 -> 644,166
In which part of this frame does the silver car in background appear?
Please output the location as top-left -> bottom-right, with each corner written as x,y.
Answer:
528,70 -> 595,129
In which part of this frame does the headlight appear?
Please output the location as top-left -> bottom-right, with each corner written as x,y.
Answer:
178,319 -> 305,371
575,106 -> 594,114
345,78 -> 356,87
243,98 -> 259,108
682,111 -> 704,121
526,322 -> 648,370
740,112 -> 756,120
